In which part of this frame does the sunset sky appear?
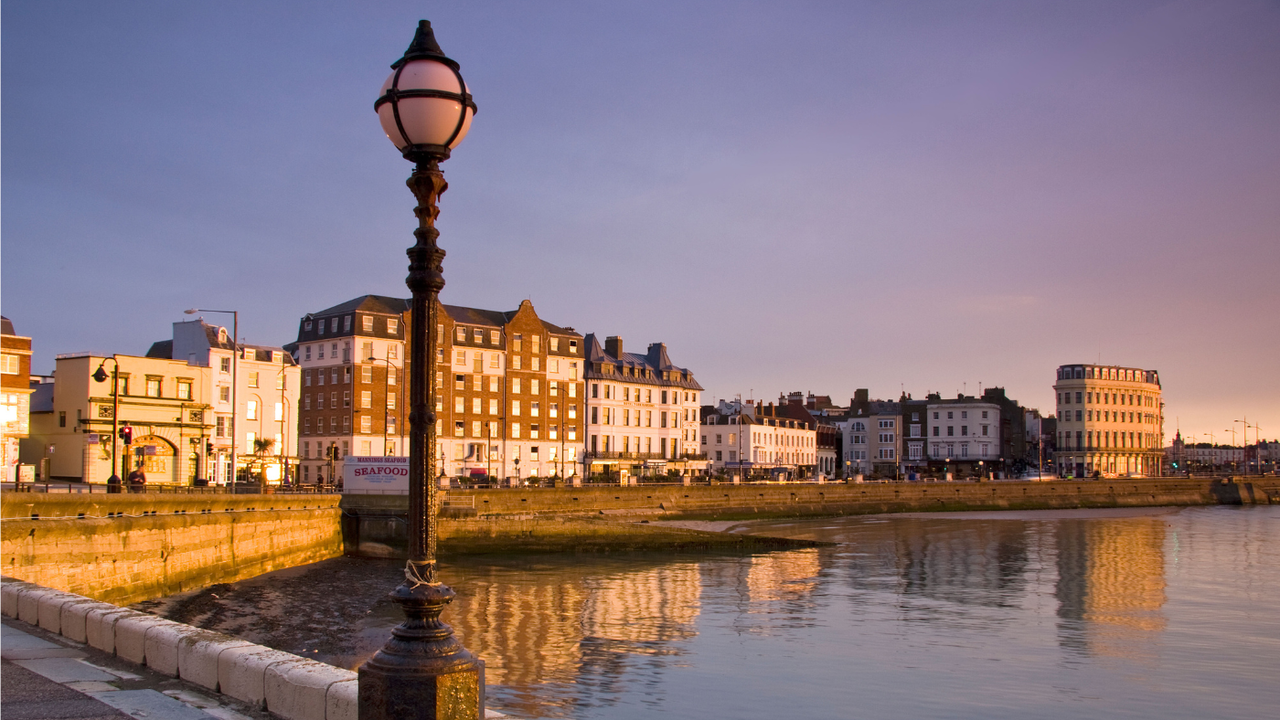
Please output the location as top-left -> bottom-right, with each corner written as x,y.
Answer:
3,1 -> 1277,445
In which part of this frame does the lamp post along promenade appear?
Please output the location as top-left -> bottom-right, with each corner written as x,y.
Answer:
358,20 -> 484,720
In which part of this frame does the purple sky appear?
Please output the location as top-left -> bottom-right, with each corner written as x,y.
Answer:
4,1 -> 1278,445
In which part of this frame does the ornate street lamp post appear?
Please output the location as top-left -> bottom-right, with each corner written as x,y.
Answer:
359,20 -> 483,720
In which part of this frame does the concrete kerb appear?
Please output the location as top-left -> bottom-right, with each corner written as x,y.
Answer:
265,659 -> 358,720
37,588 -> 87,634
144,617 -> 204,676
327,678 -> 358,720
1,577 -> 37,617
2,577 -> 384,720
178,629 -> 257,692
114,612 -> 176,665
85,605 -> 144,655
59,597 -> 104,642
219,644 -> 315,709
17,584 -> 57,624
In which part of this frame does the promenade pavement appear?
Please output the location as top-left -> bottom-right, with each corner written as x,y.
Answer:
2,617 -> 271,720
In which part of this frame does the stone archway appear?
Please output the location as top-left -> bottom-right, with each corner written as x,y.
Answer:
130,435 -> 178,484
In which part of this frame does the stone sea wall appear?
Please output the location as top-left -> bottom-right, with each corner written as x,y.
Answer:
1,494 -> 344,606
338,476 -> 1278,557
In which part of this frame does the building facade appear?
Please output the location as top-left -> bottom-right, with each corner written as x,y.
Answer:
24,319 -> 297,485
842,389 -> 901,478
1053,364 -> 1164,478
1,317 -> 34,482
583,335 -> 706,481
293,296 -> 585,485
701,400 -> 815,480
925,395 -> 1003,473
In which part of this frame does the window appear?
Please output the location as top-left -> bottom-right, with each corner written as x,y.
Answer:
456,350 -> 466,365
456,327 -> 466,342
961,411 -> 968,419
512,355 -> 521,370
221,357 -> 231,373
145,377 -> 162,397
455,396 -> 465,412
961,426 -> 969,436
511,422 -> 521,439
513,334 -> 523,352
387,318 -> 398,334
455,421 -> 465,437
363,316 -> 374,332
947,426 -> 954,436
569,382 -> 577,398
532,335 -> 540,354
319,344 -> 326,359
512,400 -> 521,416
305,346 -> 312,361
361,391 -> 372,409
248,372 -> 259,388
531,402 -> 540,417
275,402 -> 284,421
247,400 -> 258,420
531,379 -> 540,394
362,366 -> 373,383
513,378 -> 521,394
343,390 -> 351,408
344,316 -> 351,332
388,367 -> 397,385
389,344 -> 399,360
490,330 -> 499,345
361,416 -> 372,433
490,353 -> 500,369
456,374 -> 466,390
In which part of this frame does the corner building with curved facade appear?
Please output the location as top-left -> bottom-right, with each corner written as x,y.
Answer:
1053,364 -> 1164,478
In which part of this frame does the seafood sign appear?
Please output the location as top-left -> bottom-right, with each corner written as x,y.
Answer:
343,456 -> 410,493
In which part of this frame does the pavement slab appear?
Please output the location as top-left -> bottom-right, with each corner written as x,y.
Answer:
1,661 -> 132,720
89,689 -> 219,720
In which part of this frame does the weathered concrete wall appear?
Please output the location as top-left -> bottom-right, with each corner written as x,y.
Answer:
1,493 -> 344,606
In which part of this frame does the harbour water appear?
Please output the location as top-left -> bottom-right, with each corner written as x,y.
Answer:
138,505 -> 1280,719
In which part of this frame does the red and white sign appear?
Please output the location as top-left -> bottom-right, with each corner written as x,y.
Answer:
343,456 -> 410,493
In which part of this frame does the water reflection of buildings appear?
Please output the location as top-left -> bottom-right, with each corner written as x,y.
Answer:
891,520 -> 1030,607
1055,519 -> 1167,659
447,562 -> 701,710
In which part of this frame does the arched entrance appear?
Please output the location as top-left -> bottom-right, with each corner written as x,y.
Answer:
130,435 -> 178,484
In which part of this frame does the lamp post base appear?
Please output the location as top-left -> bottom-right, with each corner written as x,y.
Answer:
358,581 -> 485,720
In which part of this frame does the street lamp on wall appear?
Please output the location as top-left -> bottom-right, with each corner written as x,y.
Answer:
359,20 -> 484,720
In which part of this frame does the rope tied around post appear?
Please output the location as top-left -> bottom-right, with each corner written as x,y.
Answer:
404,558 -> 437,587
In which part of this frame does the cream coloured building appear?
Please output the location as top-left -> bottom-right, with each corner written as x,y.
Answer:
1053,364 -> 1164,478
26,320 -> 299,485
582,335 -> 706,481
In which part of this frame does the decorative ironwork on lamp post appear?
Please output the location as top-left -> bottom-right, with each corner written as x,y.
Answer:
358,20 -> 483,720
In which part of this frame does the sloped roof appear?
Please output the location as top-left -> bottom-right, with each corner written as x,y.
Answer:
0,316 -> 14,336
582,333 -> 703,390
313,294 -> 409,317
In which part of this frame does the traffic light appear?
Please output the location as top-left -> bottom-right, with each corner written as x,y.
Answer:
119,426 -> 133,445
206,441 -> 214,455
